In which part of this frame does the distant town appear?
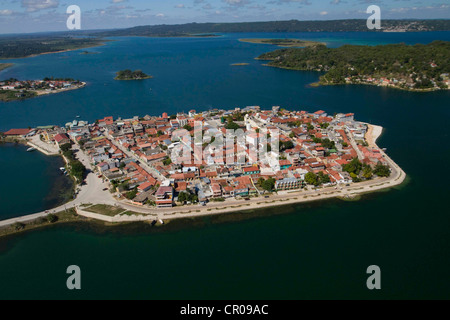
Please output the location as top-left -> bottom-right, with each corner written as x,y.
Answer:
2,106 -> 402,218
0,78 -> 85,101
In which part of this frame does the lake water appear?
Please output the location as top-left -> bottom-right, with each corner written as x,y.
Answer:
0,32 -> 449,299
0,143 -> 73,220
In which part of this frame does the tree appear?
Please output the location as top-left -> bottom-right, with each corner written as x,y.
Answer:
317,172 -> 331,185
342,158 -> 362,175
262,178 -> 276,192
374,162 -> 391,177
163,158 -> 172,166
70,160 -> 86,182
47,214 -> 58,223
305,172 -> 319,186
60,143 -> 72,152
126,189 -> 138,200
225,121 -> 240,130
362,165 -> 373,179
183,124 -> 193,131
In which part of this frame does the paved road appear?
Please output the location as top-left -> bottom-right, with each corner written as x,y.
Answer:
0,146 -> 115,227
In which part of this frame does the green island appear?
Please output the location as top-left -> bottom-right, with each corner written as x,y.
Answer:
240,38 -> 324,47
257,41 -> 450,91
231,63 -> 250,66
115,69 -> 153,80
0,36 -> 105,59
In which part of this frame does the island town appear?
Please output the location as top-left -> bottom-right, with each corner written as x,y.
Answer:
0,78 -> 86,101
0,106 -> 406,227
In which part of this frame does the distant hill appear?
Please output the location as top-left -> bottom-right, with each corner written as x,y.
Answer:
91,19 -> 450,37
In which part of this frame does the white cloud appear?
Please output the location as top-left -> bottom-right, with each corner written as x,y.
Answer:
21,0 -> 59,12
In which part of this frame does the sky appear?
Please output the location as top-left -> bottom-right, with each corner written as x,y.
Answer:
0,0 -> 449,34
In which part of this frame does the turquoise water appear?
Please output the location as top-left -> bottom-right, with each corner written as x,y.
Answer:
0,32 -> 449,299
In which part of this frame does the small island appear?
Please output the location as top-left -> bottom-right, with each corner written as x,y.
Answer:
0,77 -> 86,102
257,41 -> 450,92
115,69 -> 153,81
240,38 -> 324,47
231,63 -> 250,66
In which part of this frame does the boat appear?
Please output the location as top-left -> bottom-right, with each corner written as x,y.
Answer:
27,147 -> 36,152
159,219 -> 164,225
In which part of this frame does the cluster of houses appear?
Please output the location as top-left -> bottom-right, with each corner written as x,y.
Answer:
344,73 -> 450,91
0,79 -> 83,92
3,106 -> 389,209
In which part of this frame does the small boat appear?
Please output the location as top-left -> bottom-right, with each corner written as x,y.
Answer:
151,220 -> 157,226
27,147 -> 36,152
159,219 -> 164,225
76,115 -> 80,118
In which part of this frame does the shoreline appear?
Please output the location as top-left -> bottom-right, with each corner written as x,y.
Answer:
257,63 -> 448,92
0,123 -> 407,237
0,82 -> 87,103
0,42 -> 108,61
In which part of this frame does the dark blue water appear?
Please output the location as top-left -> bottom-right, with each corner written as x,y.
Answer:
0,143 -> 73,219
0,32 -> 449,299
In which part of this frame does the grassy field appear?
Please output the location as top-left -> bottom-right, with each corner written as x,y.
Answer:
0,208 -> 85,238
84,204 -> 126,217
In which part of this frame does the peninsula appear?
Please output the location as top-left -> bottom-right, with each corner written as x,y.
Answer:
0,36 -> 105,59
0,78 -> 86,102
257,41 -> 450,91
115,69 -> 152,81
0,106 -> 406,237
240,38 -> 324,47
0,63 -> 13,72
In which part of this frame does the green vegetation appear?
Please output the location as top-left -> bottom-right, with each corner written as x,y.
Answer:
0,63 -> 13,71
225,120 -> 240,130
341,158 -> 388,181
115,69 -> 152,80
0,208 -> 83,238
0,36 -> 104,59
258,41 -> 450,91
84,204 -> 125,217
279,140 -> 294,151
312,137 -> 336,150
257,177 -> 276,192
60,143 -> 86,183
374,162 -> 391,177
305,172 -> 330,186
125,188 -> 138,200
92,20 -> 450,38
240,38 -> 324,47
0,90 -> 37,102
178,191 -> 199,204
